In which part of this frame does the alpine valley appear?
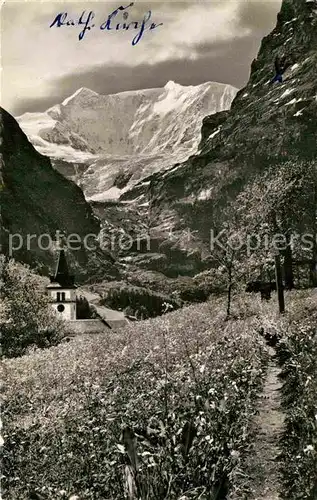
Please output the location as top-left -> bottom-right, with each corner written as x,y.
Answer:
2,2 -> 317,498
2,0 -> 317,286
17,81 -> 237,202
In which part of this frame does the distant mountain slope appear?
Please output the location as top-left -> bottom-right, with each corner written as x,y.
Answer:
136,0 -> 317,267
17,81 -> 237,201
0,107 -> 118,281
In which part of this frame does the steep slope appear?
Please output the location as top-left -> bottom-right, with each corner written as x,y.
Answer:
0,108 -> 118,281
139,0 -> 317,266
17,81 -> 237,201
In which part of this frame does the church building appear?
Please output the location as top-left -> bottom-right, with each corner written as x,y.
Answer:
46,248 -> 127,333
46,249 -> 77,321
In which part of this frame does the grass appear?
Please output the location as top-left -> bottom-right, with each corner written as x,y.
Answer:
239,290 -> 317,500
2,291 -> 317,499
3,294 -> 268,499
275,291 -> 317,500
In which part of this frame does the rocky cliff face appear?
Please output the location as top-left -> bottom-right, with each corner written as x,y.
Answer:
138,0 -> 317,269
0,108 -> 118,281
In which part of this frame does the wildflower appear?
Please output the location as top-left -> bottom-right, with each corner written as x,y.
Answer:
305,376 -> 312,386
230,450 -> 240,458
303,445 -> 314,453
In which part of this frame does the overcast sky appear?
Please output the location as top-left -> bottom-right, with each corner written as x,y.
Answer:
1,0 -> 282,115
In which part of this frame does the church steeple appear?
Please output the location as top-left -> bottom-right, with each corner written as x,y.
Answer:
50,249 -> 75,288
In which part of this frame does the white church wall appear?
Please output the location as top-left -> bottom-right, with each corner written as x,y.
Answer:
51,290 -> 76,301
52,301 -> 76,321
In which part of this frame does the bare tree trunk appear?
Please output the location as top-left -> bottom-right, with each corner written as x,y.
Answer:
309,255 -> 317,287
275,253 -> 285,314
309,182 -> 317,287
283,237 -> 294,290
226,267 -> 233,318
295,263 -> 301,288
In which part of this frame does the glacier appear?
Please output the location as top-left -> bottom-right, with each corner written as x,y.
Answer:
17,81 -> 238,201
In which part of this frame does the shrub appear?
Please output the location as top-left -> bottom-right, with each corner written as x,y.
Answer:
275,295 -> 317,499
0,256 -> 65,357
99,284 -> 181,319
76,295 -> 95,319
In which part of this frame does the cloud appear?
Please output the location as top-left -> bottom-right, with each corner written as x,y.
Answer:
238,0 -> 282,32
1,0 -> 282,114
14,33 -> 261,115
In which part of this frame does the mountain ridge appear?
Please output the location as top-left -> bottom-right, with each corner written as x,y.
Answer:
0,107 -> 119,281
141,0 -> 317,262
16,80 -> 238,201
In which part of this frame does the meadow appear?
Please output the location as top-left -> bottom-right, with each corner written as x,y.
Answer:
2,291 -> 317,499
276,292 -> 317,499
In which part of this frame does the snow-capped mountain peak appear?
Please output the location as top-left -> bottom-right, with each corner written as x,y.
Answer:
164,80 -> 183,90
61,87 -> 99,106
17,81 -> 238,201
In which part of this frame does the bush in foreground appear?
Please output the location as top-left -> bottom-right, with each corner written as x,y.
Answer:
276,293 -> 317,500
0,256 -> 65,357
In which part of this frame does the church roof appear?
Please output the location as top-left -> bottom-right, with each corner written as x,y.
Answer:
49,249 -> 76,288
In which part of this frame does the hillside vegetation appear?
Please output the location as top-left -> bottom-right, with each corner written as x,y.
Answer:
3,291 -> 317,499
3,294 -> 268,499
0,256 -> 65,357
276,292 -> 317,499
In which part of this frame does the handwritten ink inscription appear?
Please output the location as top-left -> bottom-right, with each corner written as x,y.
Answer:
49,2 -> 163,45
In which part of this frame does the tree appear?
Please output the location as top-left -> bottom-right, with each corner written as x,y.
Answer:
235,160 -> 317,289
76,295 -> 94,319
0,256 -> 65,357
209,208 -> 249,318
